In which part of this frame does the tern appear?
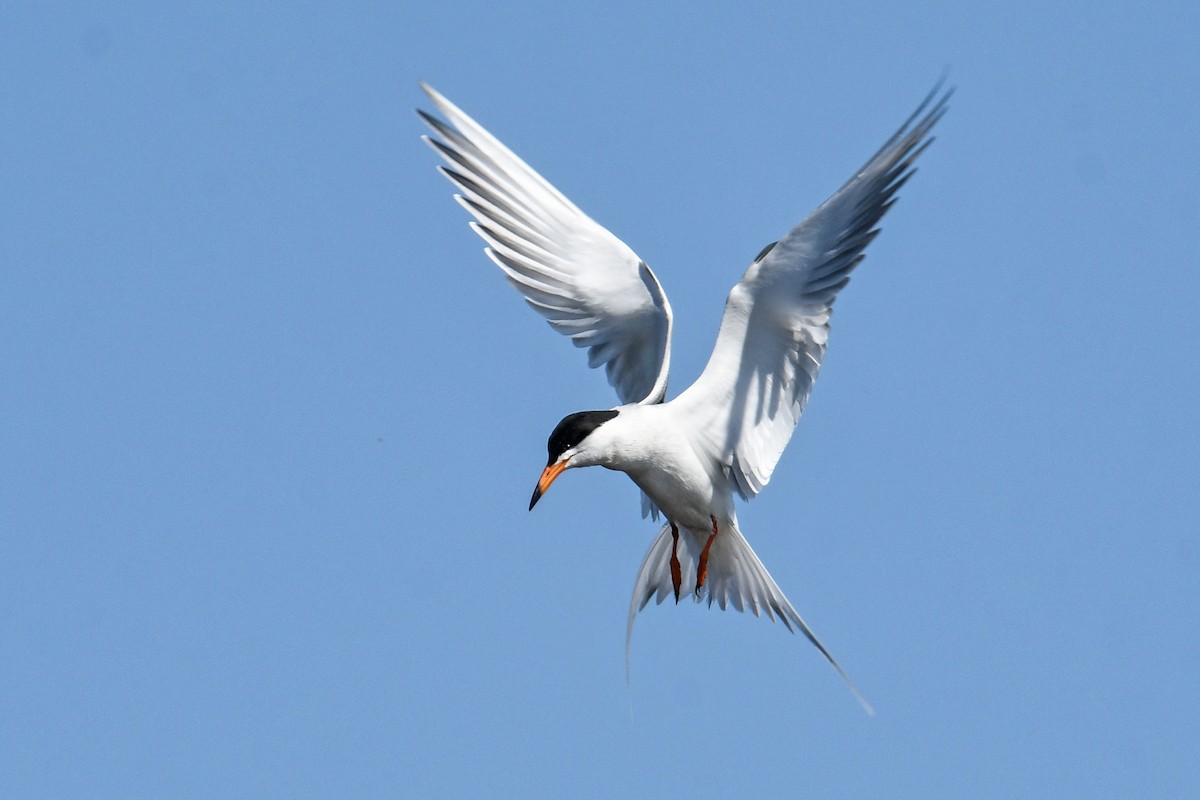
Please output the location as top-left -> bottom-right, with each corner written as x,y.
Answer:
419,81 -> 949,712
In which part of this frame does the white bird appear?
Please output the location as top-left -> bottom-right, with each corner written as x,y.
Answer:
418,81 -> 949,713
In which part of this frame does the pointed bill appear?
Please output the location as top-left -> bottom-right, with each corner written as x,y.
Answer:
529,460 -> 569,510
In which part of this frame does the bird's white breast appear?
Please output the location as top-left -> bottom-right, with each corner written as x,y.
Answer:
595,405 -> 732,530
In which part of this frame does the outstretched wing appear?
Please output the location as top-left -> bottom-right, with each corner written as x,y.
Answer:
418,82 -> 673,406
674,84 -> 951,498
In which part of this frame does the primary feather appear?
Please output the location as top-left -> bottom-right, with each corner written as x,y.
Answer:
419,80 -> 950,713
674,85 -> 951,498
418,82 -> 673,406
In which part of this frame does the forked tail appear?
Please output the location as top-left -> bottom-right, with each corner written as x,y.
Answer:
626,520 -> 873,715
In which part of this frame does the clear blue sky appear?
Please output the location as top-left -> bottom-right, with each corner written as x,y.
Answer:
3,1 -> 1198,797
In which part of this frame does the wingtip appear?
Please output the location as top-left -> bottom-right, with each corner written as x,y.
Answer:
935,65 -> 956,95
418,81 -> 453,113
926,68 -> 956,101
415,82 -> 440,122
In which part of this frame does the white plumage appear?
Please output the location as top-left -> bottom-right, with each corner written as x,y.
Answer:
419,81 -> 950,713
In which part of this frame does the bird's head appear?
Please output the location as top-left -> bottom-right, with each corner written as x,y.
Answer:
529,409 -> 620,510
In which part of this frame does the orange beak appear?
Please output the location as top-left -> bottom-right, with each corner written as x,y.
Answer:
529,459 -> 569,510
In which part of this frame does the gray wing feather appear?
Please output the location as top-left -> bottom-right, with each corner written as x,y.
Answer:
419,83 -> 673,406
675,83 -> 951,498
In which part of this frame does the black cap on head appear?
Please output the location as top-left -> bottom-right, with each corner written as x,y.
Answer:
545,410 -> 618,464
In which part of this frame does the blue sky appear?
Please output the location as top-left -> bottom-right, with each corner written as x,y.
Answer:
3,1 -> 1198,797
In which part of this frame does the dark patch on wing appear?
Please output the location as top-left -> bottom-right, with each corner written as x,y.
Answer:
753,241 -> 778,264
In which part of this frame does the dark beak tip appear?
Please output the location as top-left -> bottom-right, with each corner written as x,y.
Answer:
528,487 -> 542,511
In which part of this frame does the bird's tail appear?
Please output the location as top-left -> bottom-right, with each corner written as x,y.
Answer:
626,519 -> 873,714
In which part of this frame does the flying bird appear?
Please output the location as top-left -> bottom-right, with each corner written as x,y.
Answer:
418,81 -> 949,713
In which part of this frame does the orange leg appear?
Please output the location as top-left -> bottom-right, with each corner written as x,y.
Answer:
669,522 -> 682,603
696,516 -> 719,594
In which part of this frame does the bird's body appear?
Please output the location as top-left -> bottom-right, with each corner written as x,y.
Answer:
580,403 -> 730,531
418,81 -> 950,712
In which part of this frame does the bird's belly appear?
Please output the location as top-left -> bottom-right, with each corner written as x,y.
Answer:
628,463 -> 720,531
